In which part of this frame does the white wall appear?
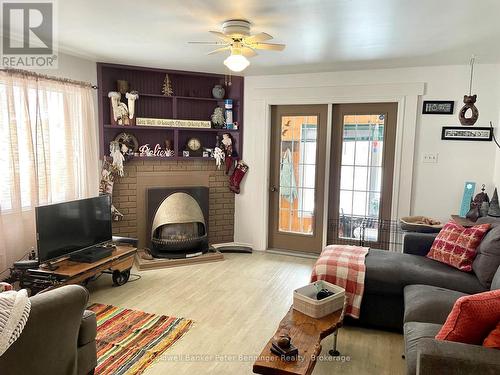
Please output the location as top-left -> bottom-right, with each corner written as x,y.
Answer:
236,64 -> 500,250
495,69 -> 500,187
27,52 -> 97,84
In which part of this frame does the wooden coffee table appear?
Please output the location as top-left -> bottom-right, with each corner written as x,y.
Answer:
253,307 -> 343,375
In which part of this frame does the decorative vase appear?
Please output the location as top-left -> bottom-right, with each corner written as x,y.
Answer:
212,84 -> 225,99
117,80 -> 129,95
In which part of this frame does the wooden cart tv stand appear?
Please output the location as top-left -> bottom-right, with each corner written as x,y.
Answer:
27,245 -> 137,294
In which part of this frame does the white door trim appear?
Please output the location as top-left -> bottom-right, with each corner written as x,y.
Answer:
236,82 -> 425,251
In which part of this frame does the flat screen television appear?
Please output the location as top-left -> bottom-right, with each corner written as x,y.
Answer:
36,195 -> 112,263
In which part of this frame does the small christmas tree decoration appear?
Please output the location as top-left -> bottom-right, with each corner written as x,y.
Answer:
162,74 -> 173,96
211,107 -> 225,129
488,188 -> 500,217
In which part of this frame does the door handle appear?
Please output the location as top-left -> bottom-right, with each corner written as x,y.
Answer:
270,186 -> 277,192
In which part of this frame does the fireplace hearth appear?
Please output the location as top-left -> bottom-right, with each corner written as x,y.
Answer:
148,187 -> 209,259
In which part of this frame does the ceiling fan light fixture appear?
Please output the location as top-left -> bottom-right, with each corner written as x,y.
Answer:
224,49 -> 250,72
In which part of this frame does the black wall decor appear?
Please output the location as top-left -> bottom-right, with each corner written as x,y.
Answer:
422,101 -> 454,115
441,127 -> 492,141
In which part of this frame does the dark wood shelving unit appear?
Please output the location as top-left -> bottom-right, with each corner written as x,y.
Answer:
97,63 -> 244,159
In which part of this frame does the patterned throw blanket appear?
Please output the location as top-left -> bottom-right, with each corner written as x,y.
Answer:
0,289 -> 31,356
311,245 -> 369,318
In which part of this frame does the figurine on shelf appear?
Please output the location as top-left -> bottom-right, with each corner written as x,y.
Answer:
110,140 -> 125,176
108,90 -> 139,126
125,91 -> 139,120
221,132 -> 238,174
466,184 -> 490,221
213,135 -> 225,170
165,139 -> 175,156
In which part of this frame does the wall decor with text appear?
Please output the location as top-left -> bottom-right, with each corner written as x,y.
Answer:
422,101 -> 454,115
441,127 -> 492,141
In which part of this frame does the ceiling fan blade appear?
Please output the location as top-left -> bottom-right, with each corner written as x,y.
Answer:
207,46 -> 231,55
244,32 -> 273,44
209,31 -> 234,42
253,42 -> 286,51
188,41 -> 227,45
241,47 -> 257,58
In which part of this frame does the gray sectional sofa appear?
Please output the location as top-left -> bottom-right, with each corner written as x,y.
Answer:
348,217 -> 500,374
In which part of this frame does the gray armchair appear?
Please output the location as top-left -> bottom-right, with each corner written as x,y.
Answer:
0,285 -> 97,375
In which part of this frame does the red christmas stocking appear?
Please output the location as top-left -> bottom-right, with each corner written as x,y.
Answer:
229,161 -> 249,194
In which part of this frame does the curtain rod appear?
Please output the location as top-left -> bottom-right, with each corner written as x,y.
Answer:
1,68 -> 98,89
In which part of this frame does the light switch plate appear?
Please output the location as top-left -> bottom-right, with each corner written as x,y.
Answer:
423,153 -> 438,163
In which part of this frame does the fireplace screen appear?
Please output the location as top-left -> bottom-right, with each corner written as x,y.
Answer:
150,192 -> 209,258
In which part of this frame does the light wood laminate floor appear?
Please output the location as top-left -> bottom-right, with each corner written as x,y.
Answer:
87,251 -> 405,375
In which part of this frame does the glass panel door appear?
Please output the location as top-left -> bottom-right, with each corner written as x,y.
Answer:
329,103 -> 397,249
279,116 -> 318,235
269,105 -> 327,254
338,114 -> 385,242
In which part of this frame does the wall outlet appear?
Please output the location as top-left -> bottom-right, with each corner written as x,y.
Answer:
423,153 -> 439,163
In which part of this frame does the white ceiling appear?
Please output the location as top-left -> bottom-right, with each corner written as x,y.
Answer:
57,0 -> 500,75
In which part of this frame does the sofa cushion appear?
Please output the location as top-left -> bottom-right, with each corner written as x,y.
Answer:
404,285 -> 467,325
404,322 -> 442,375
78,310 -> 96,347
427,221 -> 490,271
364,249 -> 485,296
436,289 -> 500,345
473,217 -> 500,288
492,266 -> 500,290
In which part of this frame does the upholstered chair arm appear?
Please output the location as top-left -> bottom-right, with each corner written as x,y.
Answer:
416,338 -> 500,375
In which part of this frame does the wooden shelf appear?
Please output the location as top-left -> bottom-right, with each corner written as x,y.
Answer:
128,156 -> 217,161
103,92 -> 237,103
104,124 -> 239,132
97,62 -> 244,158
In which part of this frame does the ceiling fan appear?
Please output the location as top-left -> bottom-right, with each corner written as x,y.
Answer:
189,19 -> 286,72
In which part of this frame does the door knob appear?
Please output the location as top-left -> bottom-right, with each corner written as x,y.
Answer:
270,186 -> 277,192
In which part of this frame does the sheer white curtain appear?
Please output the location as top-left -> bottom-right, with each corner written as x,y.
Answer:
0,70 -> 99,272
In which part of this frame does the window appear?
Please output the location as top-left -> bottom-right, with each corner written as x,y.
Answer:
0,71 -> 98,214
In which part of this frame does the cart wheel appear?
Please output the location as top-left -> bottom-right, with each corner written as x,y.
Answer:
112,269 -> 130,286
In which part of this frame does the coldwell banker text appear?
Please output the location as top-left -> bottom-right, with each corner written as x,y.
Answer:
1,1 -> 58,68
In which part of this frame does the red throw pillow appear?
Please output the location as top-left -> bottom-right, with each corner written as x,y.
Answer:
483,320 -> 500,349
427,221 -> 490,271
436,290 -> 500,344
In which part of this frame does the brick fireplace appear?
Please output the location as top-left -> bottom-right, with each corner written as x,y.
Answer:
111,159 -> 235,247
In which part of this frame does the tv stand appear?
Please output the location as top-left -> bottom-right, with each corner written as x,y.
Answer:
23,245 -> 137,294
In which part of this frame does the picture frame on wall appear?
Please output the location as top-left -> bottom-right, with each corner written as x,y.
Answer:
441,127 -> 492,141
422,100 -> 454,115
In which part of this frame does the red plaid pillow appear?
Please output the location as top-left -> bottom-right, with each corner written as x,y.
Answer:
427,221 -> 490,271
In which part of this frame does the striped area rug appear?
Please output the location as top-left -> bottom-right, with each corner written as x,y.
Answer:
88,303 -> 193,375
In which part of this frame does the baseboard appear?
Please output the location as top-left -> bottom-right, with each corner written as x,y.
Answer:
212,241 -> 255,249
266,248 -> 319,259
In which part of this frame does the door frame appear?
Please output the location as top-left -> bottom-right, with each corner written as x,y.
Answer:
234,82 -> 424,252
329,103 -> 398,248
268,105 -> 328,254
